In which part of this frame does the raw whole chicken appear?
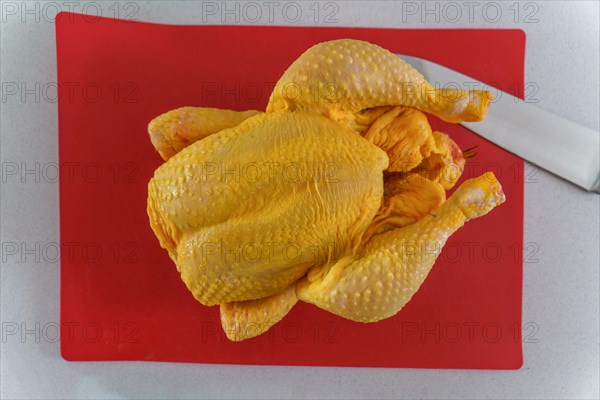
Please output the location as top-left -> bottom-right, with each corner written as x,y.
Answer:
147,39 -> 505,341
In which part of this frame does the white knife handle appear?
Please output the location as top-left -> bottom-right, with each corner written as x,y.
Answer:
463,93 -> 600,193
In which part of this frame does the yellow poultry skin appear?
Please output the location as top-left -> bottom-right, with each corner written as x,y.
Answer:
147,39 -> 505,341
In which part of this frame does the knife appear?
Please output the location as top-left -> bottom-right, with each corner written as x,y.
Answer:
396,54 -> 600,193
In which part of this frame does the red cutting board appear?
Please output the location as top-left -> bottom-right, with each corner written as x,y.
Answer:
57,13 -> 525,369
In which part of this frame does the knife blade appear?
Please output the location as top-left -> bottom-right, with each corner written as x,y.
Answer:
396,54 -> 600,193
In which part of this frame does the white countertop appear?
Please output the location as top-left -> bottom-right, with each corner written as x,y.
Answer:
1,1 -> 599,399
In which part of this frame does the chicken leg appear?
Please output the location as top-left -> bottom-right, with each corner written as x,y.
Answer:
296,172 -> 505,322
267,39 -> 491,125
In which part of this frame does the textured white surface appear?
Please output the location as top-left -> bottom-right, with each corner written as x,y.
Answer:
1,1 -> 599,399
